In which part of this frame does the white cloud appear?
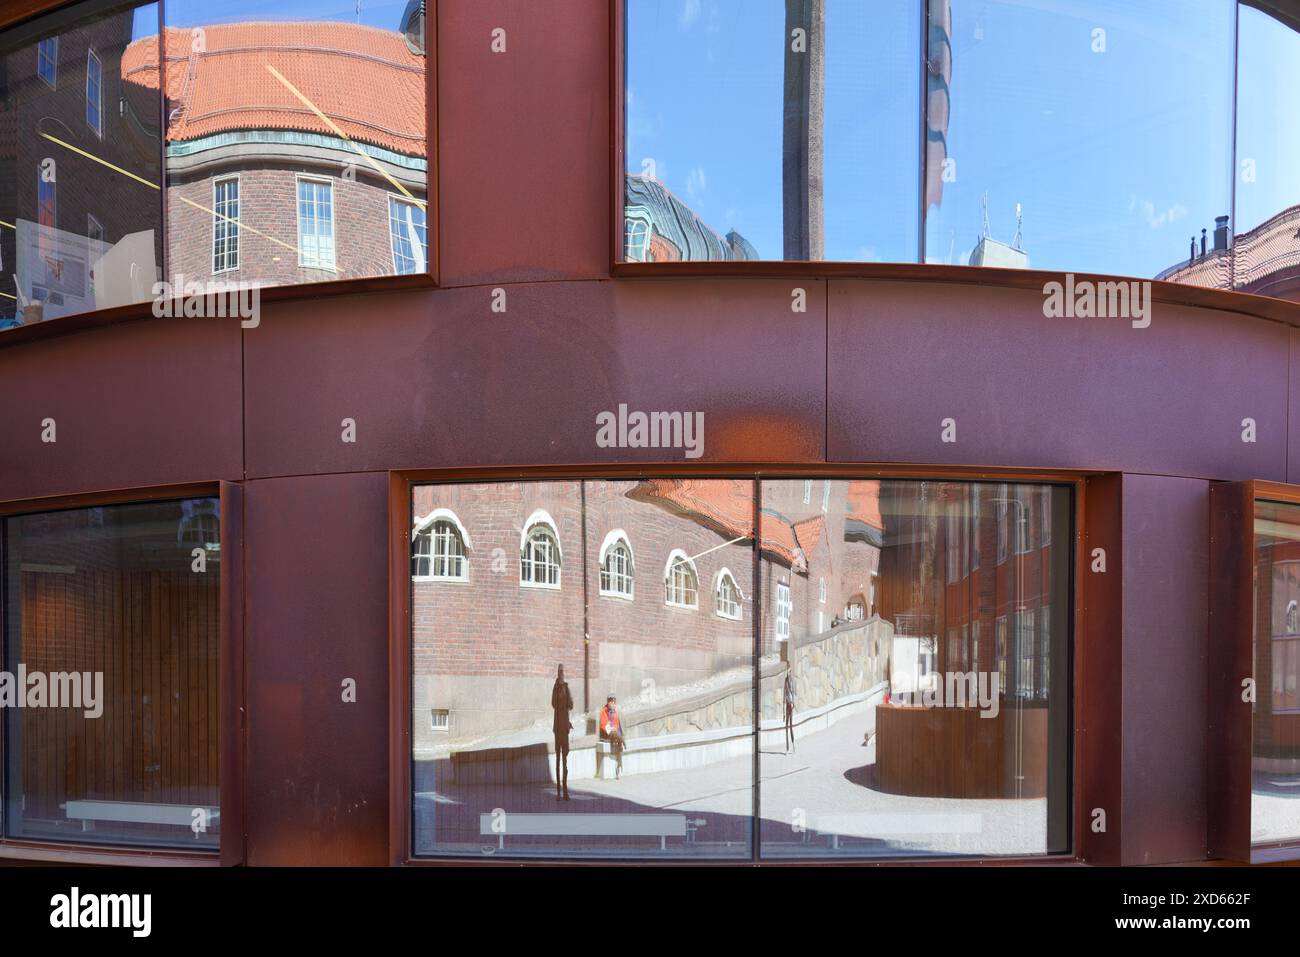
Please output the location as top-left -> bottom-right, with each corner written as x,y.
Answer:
1137,199 -> 1189,230
686,165 -> 707,204
679,0 -> 701,29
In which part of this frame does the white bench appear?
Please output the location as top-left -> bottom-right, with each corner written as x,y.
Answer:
479,812 -> 689,850
595,739 -> 624,779
63,800 -> 219,838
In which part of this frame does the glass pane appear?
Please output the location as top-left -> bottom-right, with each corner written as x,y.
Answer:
161,0 -> 427,288
925,0 -> 1233,285
2,499 -> 220,848
624,0 -> 921,262
412,479 -> 755,859
0,2 -> 163,330
758,479 -> 1070,859
1231,5 -> 1300,297
1251,499 -> 1300,848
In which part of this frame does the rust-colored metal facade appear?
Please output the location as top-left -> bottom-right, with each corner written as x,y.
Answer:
2,0 -> 1298,866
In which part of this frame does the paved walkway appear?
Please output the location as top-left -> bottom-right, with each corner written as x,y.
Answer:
416,705 -> 1048,858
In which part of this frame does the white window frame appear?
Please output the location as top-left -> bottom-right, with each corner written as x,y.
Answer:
714,568 -> 742,621
1041,485 -> 1052,547
388,195 -> 427,275
430,709 -> 450,732
85,47 -> 102,138
775,581 -> 792,642
212,174 -> 240,274
38,36 -> 58,88
819,577 -> 826,604
803,480 -> 812,505
412,508 -> 472,582
519,510 -> 562,589
623,206 -> 652,262
821,481 -> 831,513
663,549 -> 699,609
296,175 -> 336,271
598,529 -> 635,600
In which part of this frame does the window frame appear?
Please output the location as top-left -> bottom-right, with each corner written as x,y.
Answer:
37,35 -> 57,88
412,508 -> 471,583
714,567 -> 742,621
598,529 -> 635,600
84,46 -> 102,138
663,548 -> 699,609
295,174 -> 337,272
519,510 -> 562,590
212,174 -> 241,274
388,195 -> 428,275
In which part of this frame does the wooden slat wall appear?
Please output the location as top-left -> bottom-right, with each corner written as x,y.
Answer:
16,567 -> 219,827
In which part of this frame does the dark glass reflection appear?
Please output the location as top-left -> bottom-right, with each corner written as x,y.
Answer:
2,499 -> 220,849
0,2 -> 162,329
928,0 -> 1234,283
624,0 -> 921,263
412,480 -> 755,859
1252,499 -> 1300,848
159,0 -> 427,287
758,480 -> 1070,859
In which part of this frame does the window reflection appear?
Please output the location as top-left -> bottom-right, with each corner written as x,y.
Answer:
412,479 -> 755,859
159,0 -> 426,287
929,0 -> 1234,282
411,477 -> 1071,860
0,2 -> 163,329
624,0 -> 921,262
758,480 -> 1069,858
1252,500 -> 1300,848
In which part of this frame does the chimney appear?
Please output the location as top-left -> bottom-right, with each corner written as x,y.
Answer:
1201,228 -> 1207,257
1214,215 -> 1229,252
1190,236 -> 1196,262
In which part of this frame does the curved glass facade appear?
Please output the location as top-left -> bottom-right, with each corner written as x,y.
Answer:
623,0 -> 1300,301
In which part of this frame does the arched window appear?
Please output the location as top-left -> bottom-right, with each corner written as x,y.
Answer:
664,549 -> 699,609
412,509 -> 471,580
1288,599 -> 1299,635
598,530 -> 634,599
520,511 -> 561,588
715,568 -> 741,620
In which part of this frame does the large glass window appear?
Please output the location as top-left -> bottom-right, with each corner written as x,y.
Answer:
411,477 -> 1071,860
412,479 -> 755,859
758,479 -> 1070,859
623,0 -> 922,262
1,1 -> 163,329
1251,499 -> 1300,849
1,498 -> 221,849
161,0 -> 427,287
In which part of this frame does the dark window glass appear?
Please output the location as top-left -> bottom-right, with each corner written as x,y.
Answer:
0,2 -> 163,330
758,479 -> 1071,859
2,498 -> 220,849
623,0 -> 922,262
1252,499 -> 1300,848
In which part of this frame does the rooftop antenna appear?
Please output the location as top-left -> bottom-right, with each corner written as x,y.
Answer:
1012,202 -> 1023,250
980,191 -> 991,239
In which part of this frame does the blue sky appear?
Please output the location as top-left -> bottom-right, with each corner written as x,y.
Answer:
627,0 -> 1300,276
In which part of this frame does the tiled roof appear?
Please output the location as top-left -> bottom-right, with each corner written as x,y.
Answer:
792,515 -> 824,557
844,480 -> 883,531
1234,204 -> 1300,292
759,510 -> 805,572
628,479 -> 753,540
121,22 -> 425,157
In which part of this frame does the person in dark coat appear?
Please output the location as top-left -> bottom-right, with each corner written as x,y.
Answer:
551,664 -> 573,800
783,670 -> 796,754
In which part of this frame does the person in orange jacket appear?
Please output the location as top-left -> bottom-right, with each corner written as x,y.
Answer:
598,694 -> 626,778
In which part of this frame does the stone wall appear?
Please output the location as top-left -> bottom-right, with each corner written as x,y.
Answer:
761,617 -> 894,722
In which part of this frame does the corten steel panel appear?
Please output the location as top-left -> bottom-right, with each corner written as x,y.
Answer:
1207,481 -> 1252,862
1079,473 -> 1122,866
437,0 -> 610,286
1120,474 -> 1210,865
0,319 -> 243,503
242,280 -> 826,477
827,280 -> 1288,480
244,472 -> 389,866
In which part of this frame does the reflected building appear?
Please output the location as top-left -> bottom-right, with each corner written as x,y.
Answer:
624,173 -> 757,262
0,3 -> 162,326
1159,209 -> 1300,302
123,18 -> 427,287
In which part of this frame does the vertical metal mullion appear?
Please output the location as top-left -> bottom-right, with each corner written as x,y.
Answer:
917,0 -> 929,265
751,477 -> 762,863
